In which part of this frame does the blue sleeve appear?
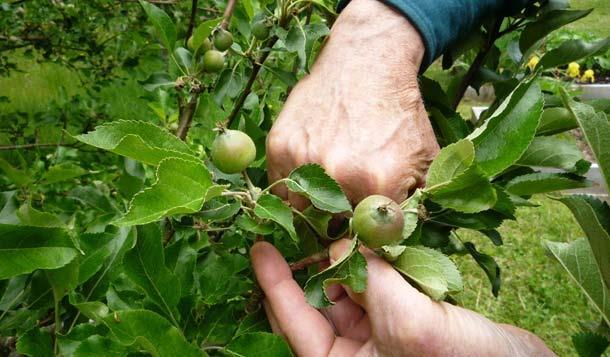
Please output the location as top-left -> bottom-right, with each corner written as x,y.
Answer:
338,0 -> 530,69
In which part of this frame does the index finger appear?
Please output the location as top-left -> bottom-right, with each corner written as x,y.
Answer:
251,241 -> 335,356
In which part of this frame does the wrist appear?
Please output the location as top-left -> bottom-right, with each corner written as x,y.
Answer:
331,0 -> 425,71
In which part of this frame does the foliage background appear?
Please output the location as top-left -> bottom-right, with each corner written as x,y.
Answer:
0,0 -> 609,356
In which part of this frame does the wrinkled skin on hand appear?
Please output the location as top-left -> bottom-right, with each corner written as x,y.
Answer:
251,240 -> 555,357
266,0 -> 439,207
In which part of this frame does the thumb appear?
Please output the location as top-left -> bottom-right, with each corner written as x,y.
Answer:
329,239 -> 435,328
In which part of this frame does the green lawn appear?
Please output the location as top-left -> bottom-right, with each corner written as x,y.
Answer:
570,0 -> 610,36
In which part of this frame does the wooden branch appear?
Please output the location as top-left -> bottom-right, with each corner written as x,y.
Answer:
176,96 -> 199,141
451,18 -> 503,110
220,0 -> 237,30
184,0 -> 199,46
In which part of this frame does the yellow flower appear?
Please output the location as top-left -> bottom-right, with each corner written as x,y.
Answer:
567,62 -> 580,78
527,55 -> 540,71
581,69 -> 595,83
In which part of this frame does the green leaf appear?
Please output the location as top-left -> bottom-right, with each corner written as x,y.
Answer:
140,72 -> 175,92
199,199 -> 241,223
191,18 -> 222,51
517,136 -> 589,174
545,239 -> 610,325
114,158 -> 214,226
46,257 -> 79,301
469,78 -> 543,177
428,108 -> 470,146
123,224 -> 181,326
77,232 -> 120,285
304,239 -> 367,308
536,107 -> 578,136
82,227 -> 136,299
139,0 -> 177,51
41,163 -> 87,184
72,335 -> 127,357
519,9 -> 593,53
174,47 -> 193,72
393,246 -> 462,300
16,204 -> 65,227
199,303 -> 239,346
0,158 -> 31,187
539,36 -> 610,69
561,90 -> 610,192
254,194 -> 297,241
99,308 -> 202,357
284,23 -> 306,70
198,252 -> 250,305
234,311 -> 271,337
464,242 -> 501,297
235,214 -> 275,235
0,224 -> 77,280
428,166 -> 497,213
555,195 -> 610,290
426,139 -> 473,187
572,332 -> 609,357
264,66 -> 298,87
425,139 -> 497,213
0,275 -> 27,310
505,172 -> 591,196
16,328 -> 53,357
226,332 -> 292,357
379,245 -> 406,262
286,164 -> 352,213
214,69 -> 245,105
75,120 -> 197,166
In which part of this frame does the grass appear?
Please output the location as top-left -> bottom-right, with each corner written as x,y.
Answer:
455,196 -> 597,356
0,56 -> 79,113
569,0 -> 610,37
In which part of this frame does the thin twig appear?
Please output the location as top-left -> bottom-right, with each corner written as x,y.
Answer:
224,11 -> 292,128
184,0 -> 199,46
0,142 -> 77,151
289,249 -> 330,271
451,18 -> 503,110
224,38 -> 277,128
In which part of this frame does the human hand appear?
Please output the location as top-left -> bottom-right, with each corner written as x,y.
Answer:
251,239 -> 554,356
266,0 -> 439,207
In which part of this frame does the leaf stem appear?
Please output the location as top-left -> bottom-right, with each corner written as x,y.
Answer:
290,249 -> 330,271
53,296 -> 60,354
260,178 -> 291,195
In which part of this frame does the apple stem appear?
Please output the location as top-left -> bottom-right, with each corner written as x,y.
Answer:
289,249 -> 330,271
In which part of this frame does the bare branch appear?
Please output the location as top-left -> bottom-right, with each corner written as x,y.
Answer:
184,0 -> 199,46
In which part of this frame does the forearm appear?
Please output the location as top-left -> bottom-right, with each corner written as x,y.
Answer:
441,302 -> 555,356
